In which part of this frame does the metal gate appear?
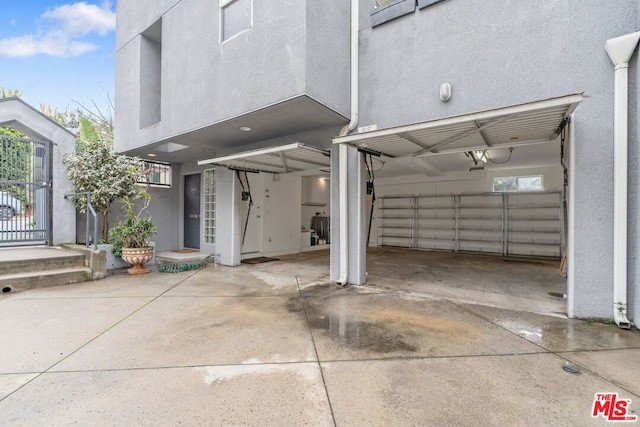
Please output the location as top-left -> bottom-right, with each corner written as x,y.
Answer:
0,134 -> 51,246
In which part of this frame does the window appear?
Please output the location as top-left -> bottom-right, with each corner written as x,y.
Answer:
203,169 -> 216,244
493,176 -> 543,192
220,0 -> 252,42
370,0 -> 415,27
138,160 -> 172,188
140,19 -> 162,128
374,0 -> 394,7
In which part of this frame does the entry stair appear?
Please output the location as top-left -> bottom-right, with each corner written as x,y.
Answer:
0,246 -> 93,293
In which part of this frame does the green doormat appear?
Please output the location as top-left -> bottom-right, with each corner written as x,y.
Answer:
158,259 -> 207,273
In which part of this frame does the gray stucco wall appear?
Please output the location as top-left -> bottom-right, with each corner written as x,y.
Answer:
306,0 -> 350,117
356,0 -> 639,320
115,0 -> 348,153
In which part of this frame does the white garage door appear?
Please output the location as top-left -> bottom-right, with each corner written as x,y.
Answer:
377,191 -> 562,258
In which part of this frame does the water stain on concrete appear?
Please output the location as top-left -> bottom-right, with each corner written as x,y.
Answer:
308,314 -> 418,353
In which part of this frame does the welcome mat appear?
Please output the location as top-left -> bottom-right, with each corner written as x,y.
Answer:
172,249 -> 198,253
241,257 -> 279,265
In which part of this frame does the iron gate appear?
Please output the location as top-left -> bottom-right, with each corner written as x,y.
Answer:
0,134 -> 51,246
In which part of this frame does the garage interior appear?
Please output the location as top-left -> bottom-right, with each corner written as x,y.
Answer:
201,94 -> 581,317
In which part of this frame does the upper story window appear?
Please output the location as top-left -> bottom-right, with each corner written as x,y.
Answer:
138,160 -> 172,188
371,0 -> 447,28
374,0 -> 394,7
220,0 -> 252,43
493,176 -> 543,192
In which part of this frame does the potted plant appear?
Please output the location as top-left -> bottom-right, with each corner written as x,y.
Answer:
109,189 -> 157,275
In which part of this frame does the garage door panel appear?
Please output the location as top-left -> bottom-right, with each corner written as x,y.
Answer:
378,191 -> 563,259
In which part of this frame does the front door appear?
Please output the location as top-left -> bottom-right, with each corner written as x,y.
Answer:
184,174 -> 201,249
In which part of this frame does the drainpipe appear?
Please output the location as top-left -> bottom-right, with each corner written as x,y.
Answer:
604,31 -> 640,329
336,0 -> 359,285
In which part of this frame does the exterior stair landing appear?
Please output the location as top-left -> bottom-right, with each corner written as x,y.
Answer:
0,246 -> 93,294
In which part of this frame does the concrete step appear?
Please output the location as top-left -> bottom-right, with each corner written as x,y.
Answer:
0,247 -> 85,275
0,267 -> 93,293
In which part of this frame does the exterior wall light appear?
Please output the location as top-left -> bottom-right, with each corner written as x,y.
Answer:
439,83 -> 452,102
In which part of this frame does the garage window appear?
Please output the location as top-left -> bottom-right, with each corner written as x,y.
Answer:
493,176 -> 543,192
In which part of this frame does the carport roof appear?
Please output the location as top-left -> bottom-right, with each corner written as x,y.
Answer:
198,142 -> 331,174
332,94 -> 583,158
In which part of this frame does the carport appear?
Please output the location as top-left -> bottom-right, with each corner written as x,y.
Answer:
198,143 -> 331,265
330,94 -> 583,313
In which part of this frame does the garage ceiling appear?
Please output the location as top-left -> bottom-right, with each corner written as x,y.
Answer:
332,94 -> 583,158
198,142 -> 331,174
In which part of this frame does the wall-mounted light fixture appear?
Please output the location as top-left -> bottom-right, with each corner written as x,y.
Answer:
440,83 -> 452,102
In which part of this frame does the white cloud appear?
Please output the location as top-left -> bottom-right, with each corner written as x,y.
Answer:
0,1 -> 115,58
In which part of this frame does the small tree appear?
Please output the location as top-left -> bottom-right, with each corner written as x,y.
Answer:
63,118 -> 144,242
0,127 -> 31,205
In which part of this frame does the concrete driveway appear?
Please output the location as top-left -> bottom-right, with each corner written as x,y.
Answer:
1,262 -> 639,426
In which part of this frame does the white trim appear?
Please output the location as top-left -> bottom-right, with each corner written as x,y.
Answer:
197,142 -> 331,174
199,143 -> 325,165
567,114 -> 576,318
333,93 -> 583,146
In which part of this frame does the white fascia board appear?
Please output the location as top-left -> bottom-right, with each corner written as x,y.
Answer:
333,93 -> 583,145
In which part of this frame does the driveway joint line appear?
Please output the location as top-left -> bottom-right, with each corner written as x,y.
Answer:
295,275 -> 337,427
0,268 -> 202,404
456,303 -> 640,398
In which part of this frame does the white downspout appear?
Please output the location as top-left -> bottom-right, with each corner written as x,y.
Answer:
605,31 -> 640,329
336,0 -> 359,285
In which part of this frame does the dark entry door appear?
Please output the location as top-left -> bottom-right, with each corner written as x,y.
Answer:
184,174 -> 201,249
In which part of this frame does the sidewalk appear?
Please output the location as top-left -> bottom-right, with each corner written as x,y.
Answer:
0,264 -> 638,426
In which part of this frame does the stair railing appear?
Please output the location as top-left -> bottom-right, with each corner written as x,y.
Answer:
64,192 -> 98,250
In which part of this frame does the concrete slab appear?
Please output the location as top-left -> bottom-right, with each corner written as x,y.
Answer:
0,297 -> 152,373
0,364 -> 333,426
265,247 -> 568,317
0,374 -> 37,400
464,305 -> 640,352
0,246 -> 82,262
54,295 -> 317,371
156,250 -> 211,263
1,257 -> 638,425
301,286 -> 542,361
164,265 -> 299,297
4,270 -> 191,299
564,349 -> 640,396
323,354 -> 637,426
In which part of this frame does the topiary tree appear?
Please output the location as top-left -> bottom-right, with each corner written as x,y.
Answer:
63,118 -> 144,242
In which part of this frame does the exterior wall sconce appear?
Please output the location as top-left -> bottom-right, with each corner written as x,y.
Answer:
440,83 -> 452,102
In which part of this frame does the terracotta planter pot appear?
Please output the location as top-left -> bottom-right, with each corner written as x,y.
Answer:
121,247 -> 154,275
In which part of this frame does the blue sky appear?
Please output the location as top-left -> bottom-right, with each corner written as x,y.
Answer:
0,1 -> 115,117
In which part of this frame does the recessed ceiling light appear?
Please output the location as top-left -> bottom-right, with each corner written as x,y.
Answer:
240,126 -> 253,132
147,153 -> 157,157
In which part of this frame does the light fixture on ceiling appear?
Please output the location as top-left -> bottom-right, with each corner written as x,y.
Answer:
147,153 -> 157,157
240,126 -> 253,132
465,150 -> 486,171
